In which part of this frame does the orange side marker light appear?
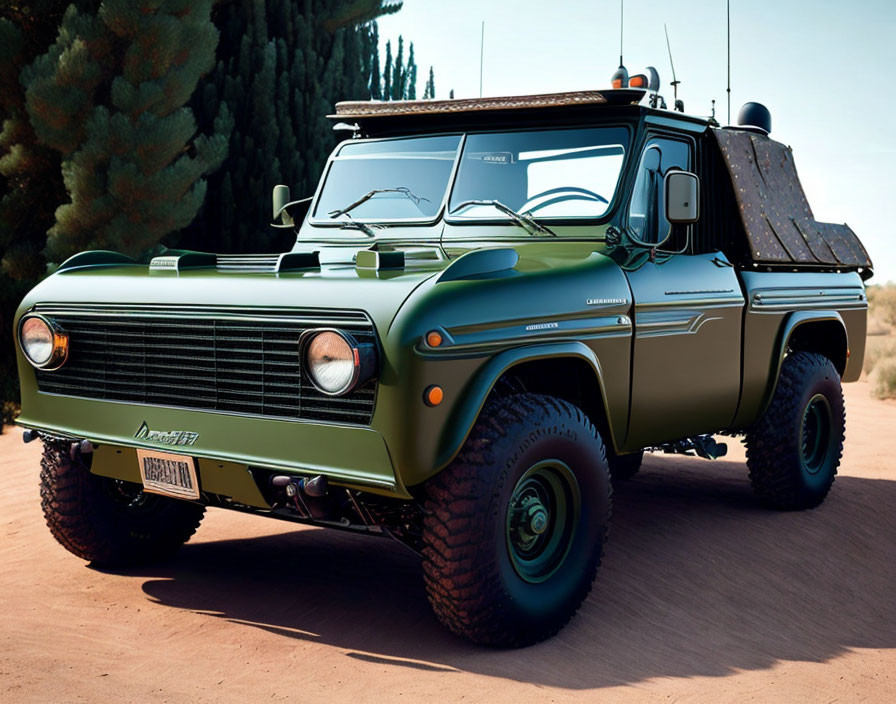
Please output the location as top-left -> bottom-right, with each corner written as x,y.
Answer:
426,331 -> 443,348
425,385 -> 444,407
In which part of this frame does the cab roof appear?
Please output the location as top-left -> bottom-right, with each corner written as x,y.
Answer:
330,88 -> 711,136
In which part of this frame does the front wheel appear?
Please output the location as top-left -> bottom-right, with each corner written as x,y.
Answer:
40,440 -> 206,566
745,351 -> 845,510
422,393 -> 612,647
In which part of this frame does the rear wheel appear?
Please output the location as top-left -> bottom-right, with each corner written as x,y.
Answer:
40,440 -> 205,566
422,393 -> 611,647
745,351 -> 845,510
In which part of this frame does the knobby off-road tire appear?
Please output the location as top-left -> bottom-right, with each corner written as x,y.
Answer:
422,393 -> 612,648
607,450 -> 643,481
40,440 -> 205,566
745,351 -> 845,510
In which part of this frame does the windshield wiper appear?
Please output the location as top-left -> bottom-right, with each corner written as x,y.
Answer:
449,200 -> 556,237
338,219 -> 381,238
329,187 -> 430,218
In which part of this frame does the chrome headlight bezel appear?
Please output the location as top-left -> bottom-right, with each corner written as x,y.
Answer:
299,328 -> 377,397
18,314 -> 69,371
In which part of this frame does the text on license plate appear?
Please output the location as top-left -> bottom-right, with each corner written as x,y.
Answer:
136,449 -> 200,501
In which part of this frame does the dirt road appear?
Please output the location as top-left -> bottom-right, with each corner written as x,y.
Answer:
2,381 -> 894,703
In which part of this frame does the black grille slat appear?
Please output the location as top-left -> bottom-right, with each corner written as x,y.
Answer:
34,309 -> 376,425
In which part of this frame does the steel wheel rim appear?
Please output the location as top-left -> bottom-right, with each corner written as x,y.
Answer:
505,461 -> 581,584
800,394 -> 833,475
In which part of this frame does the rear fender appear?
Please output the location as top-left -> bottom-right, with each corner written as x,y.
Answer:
759,311 -> 848,418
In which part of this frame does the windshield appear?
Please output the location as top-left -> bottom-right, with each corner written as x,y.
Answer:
308,126 -> 628,234
313,135 -> 461,222
449,128 -> 627,221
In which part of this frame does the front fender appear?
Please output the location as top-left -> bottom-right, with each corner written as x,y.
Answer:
394,341 -> 620,488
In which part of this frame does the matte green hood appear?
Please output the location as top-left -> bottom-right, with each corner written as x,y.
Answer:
16,261 -> 445,334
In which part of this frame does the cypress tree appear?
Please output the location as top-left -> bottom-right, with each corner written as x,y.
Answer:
21,1 -> 227,261
0,1 -> 80,280
176,1 -> 407,253
391,35 -> 404,100
406,42 -> 417,99
0,1 -> 95,414
369,23 -> 381,99
382,39 -> 392,101
423,66 -> 435,99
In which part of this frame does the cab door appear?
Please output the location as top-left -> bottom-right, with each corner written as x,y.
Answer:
622,136 -> 745,450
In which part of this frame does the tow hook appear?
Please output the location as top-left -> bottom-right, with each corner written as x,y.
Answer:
270,474 -> 330,518
70,439 -> 95,461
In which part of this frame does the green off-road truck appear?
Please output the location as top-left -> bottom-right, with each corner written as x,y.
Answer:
14,87 -> 872,647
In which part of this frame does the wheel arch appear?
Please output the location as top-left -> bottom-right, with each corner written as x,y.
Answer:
433,342 -> 623,475
760,311 -> 848,418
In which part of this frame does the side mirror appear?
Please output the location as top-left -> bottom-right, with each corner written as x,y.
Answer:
272,186 -> 313,229
272,185 -> 294,227
664,171 -> 700,224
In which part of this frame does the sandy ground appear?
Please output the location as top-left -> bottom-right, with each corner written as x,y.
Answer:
1,382 -> 895,704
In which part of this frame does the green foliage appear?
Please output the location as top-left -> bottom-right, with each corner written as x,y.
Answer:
391,35 -> 404,100
176,0 -> 402,253
383,39 -> 392,100
371,33 -> 420,101
0,1 -> 90,409
406,43 -> 416,99
369,23 -> 382,99
22,0 -> 226,261
423,66 -> 435,99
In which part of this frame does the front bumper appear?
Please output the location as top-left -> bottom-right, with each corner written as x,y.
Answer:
18,393 -> 402,497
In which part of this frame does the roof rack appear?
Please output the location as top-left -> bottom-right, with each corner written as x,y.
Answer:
329,89 -> 647,120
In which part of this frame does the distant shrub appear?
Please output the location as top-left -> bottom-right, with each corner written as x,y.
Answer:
1,401 -> 20,431
868,285 -> 896,329
865,336 -> 896,374
870,356 -> 896,400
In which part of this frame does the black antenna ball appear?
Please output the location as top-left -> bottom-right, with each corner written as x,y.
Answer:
737,102 -> 772,135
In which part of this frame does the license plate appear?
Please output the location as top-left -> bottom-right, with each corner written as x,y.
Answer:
137,449 -> 200,500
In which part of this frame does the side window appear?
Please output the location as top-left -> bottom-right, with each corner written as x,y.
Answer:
628,138 -> 690,245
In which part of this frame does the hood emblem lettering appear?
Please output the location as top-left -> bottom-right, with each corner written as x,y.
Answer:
135,422 -> 199,447
587,297 -> 627,306
525,322 -> 559,332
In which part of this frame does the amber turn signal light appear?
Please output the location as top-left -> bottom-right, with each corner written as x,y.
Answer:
426,331 -> 443,347
424,385 -> 444,407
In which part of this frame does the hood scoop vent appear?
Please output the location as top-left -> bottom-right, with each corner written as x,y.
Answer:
217,252 -> 321,273
149,252 -> 320,273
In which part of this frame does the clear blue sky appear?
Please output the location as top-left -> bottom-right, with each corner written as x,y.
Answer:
377,0 -> 896,283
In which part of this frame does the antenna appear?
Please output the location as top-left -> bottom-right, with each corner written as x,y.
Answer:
480,21 -> 485,98
619,0 -> 624,66
727,0 -> 731,123
663,23 -> 684,112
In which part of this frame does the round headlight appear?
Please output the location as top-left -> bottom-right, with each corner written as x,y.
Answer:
19,315 -> 69,370
303,330 -> 377,396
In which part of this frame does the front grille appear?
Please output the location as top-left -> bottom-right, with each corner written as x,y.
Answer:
33,307 -> 377,425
